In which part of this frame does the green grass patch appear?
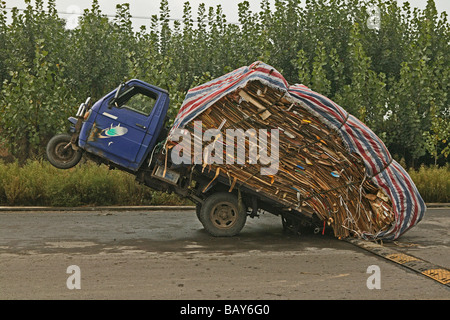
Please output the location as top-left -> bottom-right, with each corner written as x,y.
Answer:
0,160 -> 448,206
407,164 -> 450,203
0,160 -> 191,207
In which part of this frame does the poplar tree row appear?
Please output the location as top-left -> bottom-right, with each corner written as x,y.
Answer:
0,0 -> 448,167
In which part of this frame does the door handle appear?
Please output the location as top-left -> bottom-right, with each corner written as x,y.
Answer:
136,123 -> 147,130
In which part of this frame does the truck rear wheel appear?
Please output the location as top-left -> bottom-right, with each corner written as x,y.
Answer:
196,203 -> 202,220
199,192 -> 247,237
46,134 -> 82,169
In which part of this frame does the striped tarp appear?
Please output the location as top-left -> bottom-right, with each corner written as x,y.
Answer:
169,61 -> 426,240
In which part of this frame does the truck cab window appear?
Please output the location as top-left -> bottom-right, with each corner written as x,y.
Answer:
114,86 -> 158,116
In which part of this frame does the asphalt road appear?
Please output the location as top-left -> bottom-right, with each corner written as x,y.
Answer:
0,207 -> 448,300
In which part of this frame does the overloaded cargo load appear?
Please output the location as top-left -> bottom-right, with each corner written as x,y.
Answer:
167,61 -> 426,240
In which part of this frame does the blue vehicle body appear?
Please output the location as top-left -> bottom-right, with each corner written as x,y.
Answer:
75,79 -> 169,172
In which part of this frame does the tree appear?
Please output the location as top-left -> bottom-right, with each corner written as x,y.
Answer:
424,104 -> 450,165
0,44 -> 76,162
0,0 -> 8,85
0,0 -> 448,167
268,0 -> 301,82
64,0 -> 129,100
310,41 -> 331,97
334,23 -> 387,132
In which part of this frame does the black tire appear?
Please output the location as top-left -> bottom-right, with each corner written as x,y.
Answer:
281,214 -> 301,235
46,134 -> 82,169
198,192 -> 247,237
196,203 -> 202,221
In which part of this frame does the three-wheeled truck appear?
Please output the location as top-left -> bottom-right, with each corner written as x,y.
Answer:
46,78 -> 314,237
46,62 -> 425,241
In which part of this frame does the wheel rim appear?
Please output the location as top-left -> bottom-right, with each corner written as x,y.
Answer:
54,142 -> 76,163
210,202 -> 238,229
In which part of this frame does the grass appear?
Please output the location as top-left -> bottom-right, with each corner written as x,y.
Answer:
0,160 -> 191,207
407,163 -> 450,203
0,160 -> 448,206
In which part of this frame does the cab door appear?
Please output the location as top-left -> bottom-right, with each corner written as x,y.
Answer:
85,83 -> 159,169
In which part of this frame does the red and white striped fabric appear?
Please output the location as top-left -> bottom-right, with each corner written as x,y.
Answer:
169,61 -> 426,240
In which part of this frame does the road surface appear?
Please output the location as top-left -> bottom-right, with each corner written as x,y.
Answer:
0,207 -> 448,300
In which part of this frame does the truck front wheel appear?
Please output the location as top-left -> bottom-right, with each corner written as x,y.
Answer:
46,134 -> 82,169
199,192 -> 247,237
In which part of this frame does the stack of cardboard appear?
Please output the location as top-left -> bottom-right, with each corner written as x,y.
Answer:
178,80 -> 395,239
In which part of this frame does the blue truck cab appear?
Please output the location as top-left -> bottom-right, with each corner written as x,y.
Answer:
68,80 -> 169,172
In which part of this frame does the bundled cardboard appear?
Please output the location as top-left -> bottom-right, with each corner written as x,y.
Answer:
178,80 -> 394,238
167,62 -> 426,240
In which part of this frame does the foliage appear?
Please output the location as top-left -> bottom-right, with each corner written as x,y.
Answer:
1,43 -> 76,161
0,0 -> 448,168
408,164 -> 450,203
0,160 -> 191,206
